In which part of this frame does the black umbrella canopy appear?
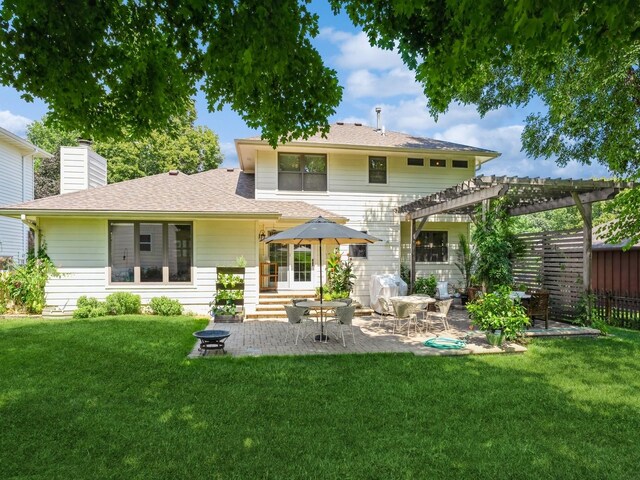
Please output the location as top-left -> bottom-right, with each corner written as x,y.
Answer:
262,216 -> 381,245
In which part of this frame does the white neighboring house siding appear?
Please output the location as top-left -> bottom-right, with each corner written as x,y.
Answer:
0,141 -> 33,263
41,217 -> 259,315
254,148 -> 476,305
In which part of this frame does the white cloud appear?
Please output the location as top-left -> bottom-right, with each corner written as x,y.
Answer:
319,29 -> 405,71
0,110 -> 32,137
345,68 -> 422,99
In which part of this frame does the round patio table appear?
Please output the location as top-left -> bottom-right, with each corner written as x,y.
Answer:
193,329 -> 231,355
297,300 -> 347,342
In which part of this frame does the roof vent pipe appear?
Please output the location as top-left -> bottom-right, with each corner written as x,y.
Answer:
375,107 -> 382,131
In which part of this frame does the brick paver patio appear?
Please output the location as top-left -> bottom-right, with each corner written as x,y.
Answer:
189,307 -> 567,357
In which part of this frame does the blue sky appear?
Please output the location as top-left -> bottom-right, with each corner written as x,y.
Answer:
0,3 -> 610,179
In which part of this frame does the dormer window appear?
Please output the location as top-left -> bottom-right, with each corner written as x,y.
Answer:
278,153 -> 327,191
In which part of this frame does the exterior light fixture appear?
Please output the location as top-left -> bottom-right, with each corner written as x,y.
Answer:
258,230 -> 266,241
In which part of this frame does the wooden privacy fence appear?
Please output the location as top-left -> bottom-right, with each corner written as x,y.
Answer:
512,229 -> 584,322
593,290 -> 640,330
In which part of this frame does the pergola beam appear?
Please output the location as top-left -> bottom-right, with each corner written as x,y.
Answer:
406,184 -> 508,220
507,188 -> 617,216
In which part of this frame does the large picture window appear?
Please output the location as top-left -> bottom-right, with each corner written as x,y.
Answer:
109,221 -> 192,283
278,153 -> 327,191
415,231 -> 448,262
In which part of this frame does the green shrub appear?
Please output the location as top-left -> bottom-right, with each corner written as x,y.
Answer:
149,296 -> 183,316
105,292 -> 141,315
414,275 -> 437,296
2,245 -> 59,314
466,285 -> 530,340
73,296 -> 109,319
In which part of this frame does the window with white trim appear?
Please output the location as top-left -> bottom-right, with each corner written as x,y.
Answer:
278,153 -> 327,191
369,156 -> 387,184
349,231 -> 368,258
415,231 -> 448,262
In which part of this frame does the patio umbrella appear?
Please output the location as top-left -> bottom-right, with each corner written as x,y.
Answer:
262,216 -> 381,301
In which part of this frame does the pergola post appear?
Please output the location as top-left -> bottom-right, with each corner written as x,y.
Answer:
572,192 -> 593,322
410,216 -> 428,293
410,220 -> 416,293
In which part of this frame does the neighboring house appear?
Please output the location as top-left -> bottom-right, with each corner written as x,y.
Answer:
0,123 -> 499,314
0,127 -> 51,266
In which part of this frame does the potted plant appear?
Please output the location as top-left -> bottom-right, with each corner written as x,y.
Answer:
319,248 -> 356,300
466,285 -> 530,346
454,233 -> 477,305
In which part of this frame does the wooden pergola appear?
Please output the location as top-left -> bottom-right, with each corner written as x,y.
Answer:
396,176 -> 635,297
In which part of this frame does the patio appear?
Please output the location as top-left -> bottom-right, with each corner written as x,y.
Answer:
189,307 -> 600,358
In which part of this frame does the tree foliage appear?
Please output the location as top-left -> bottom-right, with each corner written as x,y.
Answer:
472,200 -> 525,292
333,0 -> 640,242
27,107 -> 223,197
0,0 -> 342,146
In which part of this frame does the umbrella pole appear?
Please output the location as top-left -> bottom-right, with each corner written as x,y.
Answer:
319,240 -> 325,341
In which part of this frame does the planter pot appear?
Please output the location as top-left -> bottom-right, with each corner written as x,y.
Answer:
485,331 -> 505,347
460,294 -> 469,306
214,314 -> 243,323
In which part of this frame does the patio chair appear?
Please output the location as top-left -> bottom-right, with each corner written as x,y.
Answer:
284,305 -> 315,345
292,298 -> 311,316
526,289 -> 550,329
332,305 -> 357,347
416,299 -> 453,333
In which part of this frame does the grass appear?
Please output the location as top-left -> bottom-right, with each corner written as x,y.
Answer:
1,316 -> 640,479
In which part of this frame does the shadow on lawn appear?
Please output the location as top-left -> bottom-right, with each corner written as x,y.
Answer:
1,318 -> 639,479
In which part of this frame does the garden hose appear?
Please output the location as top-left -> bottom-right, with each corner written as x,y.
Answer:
423,337 -> 467,350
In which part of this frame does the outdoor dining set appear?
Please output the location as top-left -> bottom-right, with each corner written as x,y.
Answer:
285,299 -> 357,347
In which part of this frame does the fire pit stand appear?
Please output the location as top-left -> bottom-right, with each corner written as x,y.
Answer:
193,330 -> 231,355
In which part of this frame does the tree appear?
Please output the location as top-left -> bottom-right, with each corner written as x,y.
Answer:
333,0 -> 640,243
1,0 -> 341,146
27,107 -> 223,197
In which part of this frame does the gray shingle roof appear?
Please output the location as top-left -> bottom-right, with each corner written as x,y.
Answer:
0,169 -> 343,220
241,122 -> 497,154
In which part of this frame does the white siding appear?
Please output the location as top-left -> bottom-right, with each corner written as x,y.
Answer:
60,146 -> 107,194
0,141 -> 33,262
88,149 -> 107,189
40,217 -> 259,315
60,147 -> 88,194
255,149 -> 475,305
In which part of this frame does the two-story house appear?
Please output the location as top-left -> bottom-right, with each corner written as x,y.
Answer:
0,127 -> 51,267
0,123 -> 498,314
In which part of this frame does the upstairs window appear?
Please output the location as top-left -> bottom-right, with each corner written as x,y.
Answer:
452,160 -> 469,169
430,159 -> 446,168
415,231 -> 448,262
369,156 -> 387,184
278,153 -> 327,191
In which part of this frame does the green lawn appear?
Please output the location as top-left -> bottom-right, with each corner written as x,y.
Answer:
1,316 -> 639,479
